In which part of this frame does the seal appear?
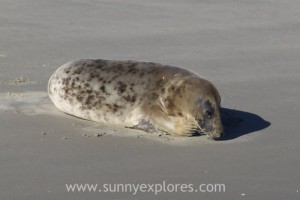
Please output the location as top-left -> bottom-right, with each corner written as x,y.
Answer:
48,59 -> 224,140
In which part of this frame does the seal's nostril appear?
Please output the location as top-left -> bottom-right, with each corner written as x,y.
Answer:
220,132 -> 224,138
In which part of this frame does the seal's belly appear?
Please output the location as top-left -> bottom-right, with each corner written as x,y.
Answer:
48,59 -> 157,126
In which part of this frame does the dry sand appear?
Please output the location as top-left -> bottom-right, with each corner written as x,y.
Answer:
0,0 -> 299,199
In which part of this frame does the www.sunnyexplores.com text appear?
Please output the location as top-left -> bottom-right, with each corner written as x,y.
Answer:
66,181 -> 226,195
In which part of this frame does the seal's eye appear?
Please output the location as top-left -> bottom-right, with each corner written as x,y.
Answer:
202,100 -> 213,118
206,111 -> 213,118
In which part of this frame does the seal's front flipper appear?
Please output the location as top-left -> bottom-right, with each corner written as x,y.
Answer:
142,104 -> 198,136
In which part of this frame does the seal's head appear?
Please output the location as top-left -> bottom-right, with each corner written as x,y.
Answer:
176,76 -> 224,140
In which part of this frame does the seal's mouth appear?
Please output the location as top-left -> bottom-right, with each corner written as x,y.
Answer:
191,129 -> 224,140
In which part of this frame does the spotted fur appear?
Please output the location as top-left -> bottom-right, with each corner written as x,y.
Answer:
48,59 -> 224,139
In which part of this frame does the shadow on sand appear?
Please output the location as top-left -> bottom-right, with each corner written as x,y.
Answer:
221,108 -> 271,140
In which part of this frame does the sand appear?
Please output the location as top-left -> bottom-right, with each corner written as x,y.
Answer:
0,0 -> 300,199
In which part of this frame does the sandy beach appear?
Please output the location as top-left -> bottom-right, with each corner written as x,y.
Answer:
0,0 -> 300,199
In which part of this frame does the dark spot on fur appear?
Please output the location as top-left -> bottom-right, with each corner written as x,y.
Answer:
62,77 -> 71,86
116,81 -> 127,94
129,83 -> 135,92
85,95 -> 94,106
79,90 -> 85,95
132,95 -> 137,103
73,67 -> 84,75
100,85 -> 110,95
123,94 -> 137,103
91,96 -> 105,108
89,73 -> 96,79
76,95 -> 84,102
110,75 -> 119,82
105,104 -> 112,109
100,85 -> 106,93
112,104 -> 122,113
127,63 -> 138,74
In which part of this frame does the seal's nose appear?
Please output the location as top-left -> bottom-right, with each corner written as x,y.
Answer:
211,132 -> 224,140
